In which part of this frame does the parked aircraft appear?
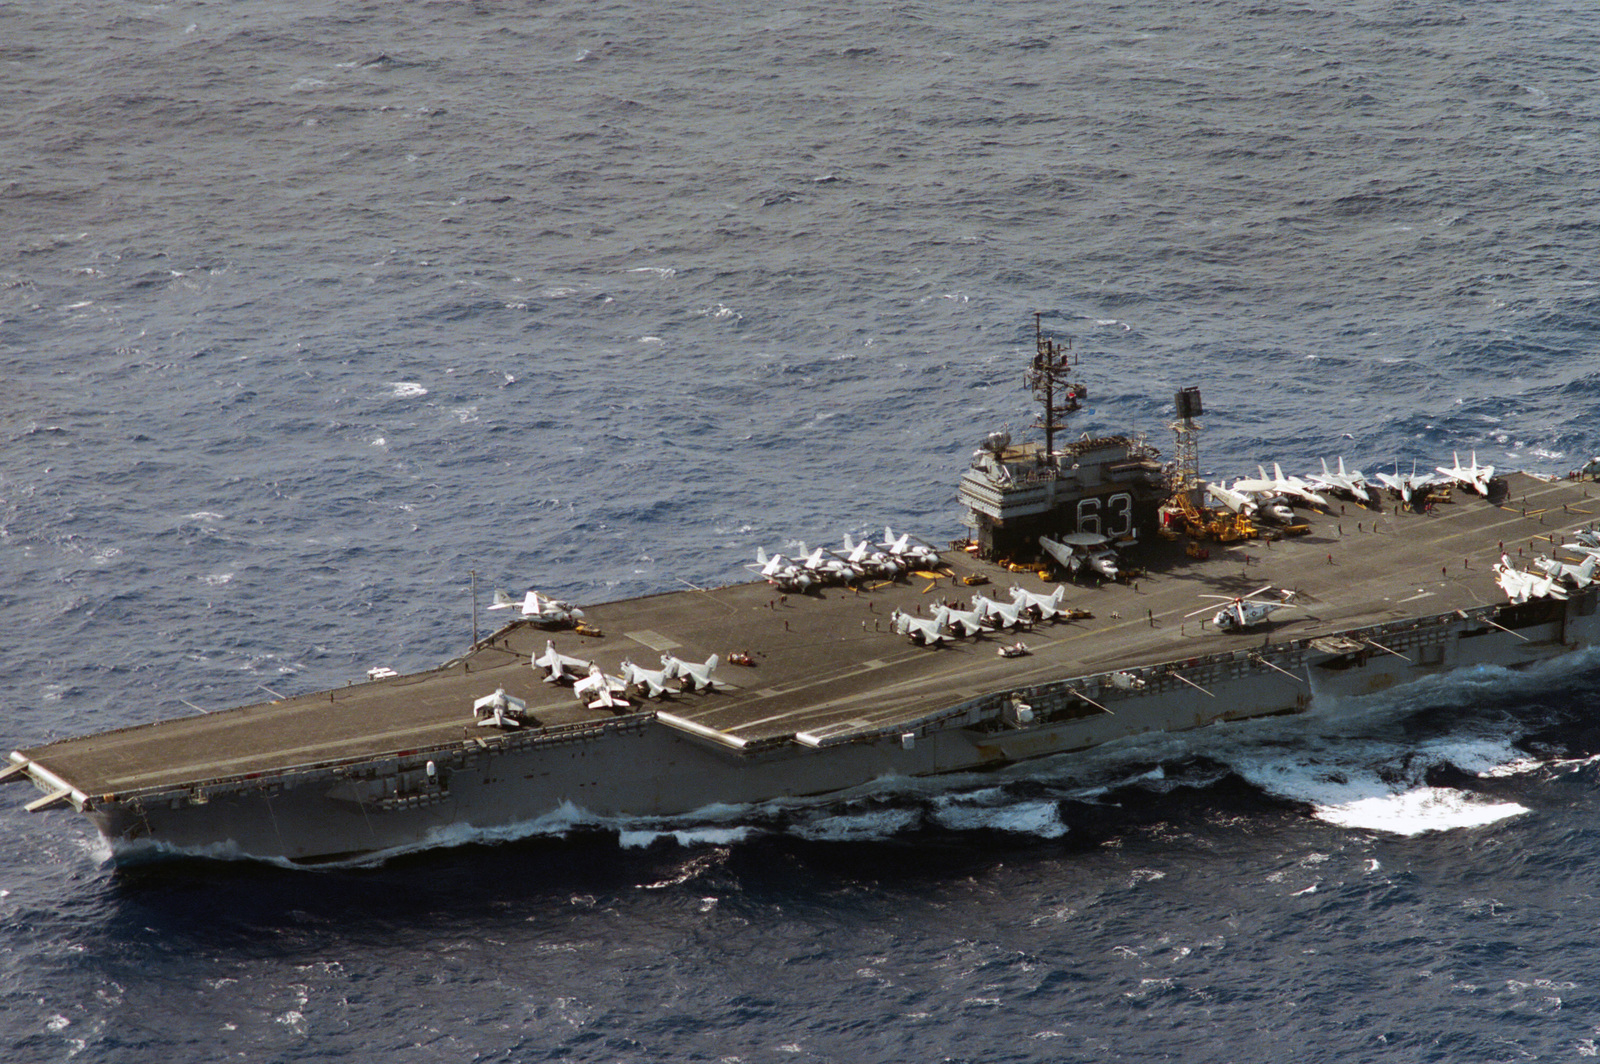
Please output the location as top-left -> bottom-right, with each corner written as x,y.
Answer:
1039,532 -> 1119,581
752,548 -> 819,594
620,658 -> 676,700
489,588 -> 585,627
1437,451 -> 1495,496
969,593 -> 1032,631
1374,461 -> 1444,508
888,608 -> 951,647
661,652 -> 722,692
1207,482 -> 1258,517
1307,457 -> 1372,505
842,534 -> 907,579
934,602 -> 996,639
1186,586 -> 1297,631
573,665 -> 632,710
473,688 -> 527,729
1532,552 -> 1600,589
881,528 -> 941,569
534,640 -> 590,684
1008,584 -> 1072,622
1494,556 -> 1568,603
1207,483 -> 1294,526
1568,529 -> 1600,550
1230,463 -> 1329,510
795,544 -> 857,585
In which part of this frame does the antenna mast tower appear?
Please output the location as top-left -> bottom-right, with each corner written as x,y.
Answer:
1026,312 -> 1085,458
1170,386 -> 1203,502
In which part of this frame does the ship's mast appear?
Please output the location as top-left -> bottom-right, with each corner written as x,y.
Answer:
1026,312 -> 1084,459
1170,386 -> 1203,504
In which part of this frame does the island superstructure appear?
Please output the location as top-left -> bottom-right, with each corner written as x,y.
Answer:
8,322 -> 1600,863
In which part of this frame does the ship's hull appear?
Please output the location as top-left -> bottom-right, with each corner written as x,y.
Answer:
85,602 -> 1596,863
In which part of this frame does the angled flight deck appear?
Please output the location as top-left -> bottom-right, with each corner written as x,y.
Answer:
14,471 -> 1597,806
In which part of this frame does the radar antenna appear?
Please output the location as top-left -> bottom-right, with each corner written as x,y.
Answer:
1026,312 -> 1085,459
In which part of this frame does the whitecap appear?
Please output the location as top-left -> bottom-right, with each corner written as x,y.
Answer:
790,808 -> 919,841
387,381 -> 427,398
931,797 -> 1067,838
1314,787 -> 1527,835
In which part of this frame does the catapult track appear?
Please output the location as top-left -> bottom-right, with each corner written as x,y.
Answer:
8,472 -> 1600,861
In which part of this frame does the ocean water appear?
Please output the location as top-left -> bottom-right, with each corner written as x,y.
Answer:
4,0 -> 1600,1060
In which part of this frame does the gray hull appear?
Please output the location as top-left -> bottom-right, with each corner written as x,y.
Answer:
86,604 -> 1596,863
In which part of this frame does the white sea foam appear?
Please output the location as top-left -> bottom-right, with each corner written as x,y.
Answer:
790,808 -> 920,841
930,796 -> 1067,838
387,381 -> 427,398
1314,787 -> 1528,835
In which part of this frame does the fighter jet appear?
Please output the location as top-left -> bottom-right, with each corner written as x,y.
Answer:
881,528 -> 941,569
1185,586 -> 1298,631
1039,533 -> 1120,581
620,658 -> 676,700
489,588 -> 585,628
841,534 -> 907,580
1375,461 -> 1444,508
1569,529 -> 1600,550
661,652 -> 722,692
752,548 -> 819,594
1306,457 -> 1372,505
1008,584 -> 1072,622
1493,556 -> 1568,604
1437,451 -> 1495,496
533,640 -> 591,685
933,602 -> 996,639
1230,463 -> 1330,510
1532,552 -> 1600,589
969,593 -> 1033,631
888,608 -> 951,647
795,544 -> 857,585
473,688 -> 527,729
573,665 -> 632,710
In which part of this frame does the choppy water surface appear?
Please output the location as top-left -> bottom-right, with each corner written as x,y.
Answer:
4,1 -> 1600,1060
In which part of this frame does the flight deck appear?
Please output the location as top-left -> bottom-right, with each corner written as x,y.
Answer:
16,471 -> 1599,805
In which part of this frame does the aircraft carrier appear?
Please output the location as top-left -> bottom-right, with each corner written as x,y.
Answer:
9,324 -> 1600,863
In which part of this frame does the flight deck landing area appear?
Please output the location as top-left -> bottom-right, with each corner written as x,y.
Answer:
14,472 -> 1600,800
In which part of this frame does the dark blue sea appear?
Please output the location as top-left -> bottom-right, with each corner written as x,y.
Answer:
5,0 -> 1600,1059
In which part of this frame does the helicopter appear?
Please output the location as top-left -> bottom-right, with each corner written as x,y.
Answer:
1186,585 -> 1299,631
